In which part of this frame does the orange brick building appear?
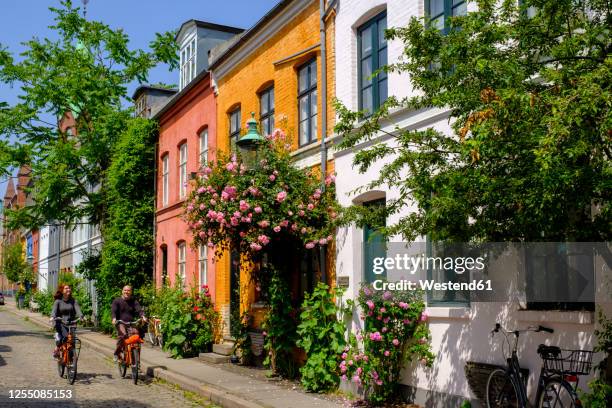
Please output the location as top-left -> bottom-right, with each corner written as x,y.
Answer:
208,0 -> 336,335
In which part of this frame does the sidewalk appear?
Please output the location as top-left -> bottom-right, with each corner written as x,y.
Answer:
2,301 -> 346,408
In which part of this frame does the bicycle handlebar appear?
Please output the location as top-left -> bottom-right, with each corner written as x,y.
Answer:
491,323 -> 554,336
53,317 -> 80,324
115,319 -> 142,326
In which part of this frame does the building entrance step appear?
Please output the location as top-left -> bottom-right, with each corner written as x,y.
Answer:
212,343 -> 234,356
199,352 -> 231,364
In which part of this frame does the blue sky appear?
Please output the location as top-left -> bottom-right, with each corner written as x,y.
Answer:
0,0 -> 280,196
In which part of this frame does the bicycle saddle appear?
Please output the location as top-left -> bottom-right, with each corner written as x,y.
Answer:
537,344 -> 561,357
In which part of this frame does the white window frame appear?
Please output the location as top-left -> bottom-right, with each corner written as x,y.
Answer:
179,36 -> 197,90
198,244 -> 207,288
199,129 -> 208,166
179,143 -> 187,199
162,155 -> 169,206
178,242 -> 186,287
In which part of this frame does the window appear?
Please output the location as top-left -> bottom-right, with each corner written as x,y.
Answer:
135,95 -> 147,118
162,154 -> 169,206
180,37 -> 197,90
363,199 -> 386,283
426,0 -> 467,33
525,243 -> 594,311
426,241 -> 470,306
259,87 -> 275,136
298,59 -> 317,146
178,242 -> 186,287
179,143 -> 187,199
358,12 -> 387,114
229,108 -> 241,151
198,244 -> 207,288
199,128 -> 208,166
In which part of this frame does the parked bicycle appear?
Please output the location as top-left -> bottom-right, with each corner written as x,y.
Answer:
145,316 -> 163,348
115,319 -> 144,384
54,317 -> 81,385
486,323 -> 593,408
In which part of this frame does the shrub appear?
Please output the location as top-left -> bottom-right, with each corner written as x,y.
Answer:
151,283 -> 220,358
184,128 -> 340,261
296,282 -> 347,392
33,289 -> 55,316
341,283 -> 435,404
262,269 -> 297,378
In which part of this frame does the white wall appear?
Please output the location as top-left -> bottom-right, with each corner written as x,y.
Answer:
37,225 -> 50,291
333,1 -> 609,405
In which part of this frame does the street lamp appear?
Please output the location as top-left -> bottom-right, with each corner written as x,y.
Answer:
236,112 -> 265,168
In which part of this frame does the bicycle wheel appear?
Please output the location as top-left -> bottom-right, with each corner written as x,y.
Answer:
67,348 -> 78,384
131,347 -> 140,384
487,368 -> 520,408
538,378 -> 577,408
57,350 -> 65,378
117,350 -> 127,378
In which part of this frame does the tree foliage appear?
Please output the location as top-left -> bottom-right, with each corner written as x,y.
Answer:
335,0 -> 611,241
0,0 -> 177,229
96,118 -> 157,315
0,242 -> 33,284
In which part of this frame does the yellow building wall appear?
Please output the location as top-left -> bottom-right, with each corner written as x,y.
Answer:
214,1 -> 336,329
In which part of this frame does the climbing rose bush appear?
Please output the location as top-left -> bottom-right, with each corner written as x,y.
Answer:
341,284 -> 435,403
184,129 -> 340,259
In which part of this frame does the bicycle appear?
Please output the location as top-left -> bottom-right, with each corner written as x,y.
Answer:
486,323 -> 593,408
145,316 -> 163,348
54,317 -> 81,385
115,319 -> 144,384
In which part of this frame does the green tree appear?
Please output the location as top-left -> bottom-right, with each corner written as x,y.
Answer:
0,0 -> 177,229
0,242 -> 34,285
96,118 -> 157,322
335,0 -> 611,242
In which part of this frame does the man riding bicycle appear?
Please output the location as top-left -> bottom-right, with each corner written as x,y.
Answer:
111,285 -> 146,362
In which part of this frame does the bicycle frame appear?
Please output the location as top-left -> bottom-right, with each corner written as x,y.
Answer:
490,324 -> 555,407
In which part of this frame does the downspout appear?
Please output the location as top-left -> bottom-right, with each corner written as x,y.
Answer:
319,0 -> 335,284
153,141 -> 158,286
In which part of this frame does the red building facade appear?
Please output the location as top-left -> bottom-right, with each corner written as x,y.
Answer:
154,72 -> 218,298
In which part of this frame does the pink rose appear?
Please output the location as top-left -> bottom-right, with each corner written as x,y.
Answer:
197,187 -> 205,194
305,242 -> 315,249
269,174 -> 276,181
307,203 -> 314,210
319,238 -> 328,245
392,339 -> 400,346
384,350 -> 390,357
420,311 -> 428,322
298,210 -> 305,217
254,206 -> 262,213
273,226 -> 281,233
276,191 -> 287,202
258,235 -> 270,245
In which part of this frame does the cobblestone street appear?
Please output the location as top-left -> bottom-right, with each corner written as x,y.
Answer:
0,307 -> 217,407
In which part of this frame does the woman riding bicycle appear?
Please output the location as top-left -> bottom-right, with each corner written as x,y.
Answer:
50,284 -> 83,359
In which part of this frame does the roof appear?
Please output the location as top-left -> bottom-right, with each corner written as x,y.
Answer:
3,178 -> 15,200
175,19 -> 244,42
131,85 -> 177,101
208,0 -> 294,70
152,69 -> 211,121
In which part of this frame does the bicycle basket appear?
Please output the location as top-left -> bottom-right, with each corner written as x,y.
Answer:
541,349 -> 593,376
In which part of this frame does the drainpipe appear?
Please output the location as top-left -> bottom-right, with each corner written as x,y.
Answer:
153,141 -> 158,286
319,0 -> 332,284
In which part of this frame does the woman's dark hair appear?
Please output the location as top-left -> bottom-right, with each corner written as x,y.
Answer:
53,284 -> 72,300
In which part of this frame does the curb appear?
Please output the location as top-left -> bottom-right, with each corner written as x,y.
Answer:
4,305 -> 267,408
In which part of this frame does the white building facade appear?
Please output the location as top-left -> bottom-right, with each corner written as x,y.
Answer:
333,1 -> 609,406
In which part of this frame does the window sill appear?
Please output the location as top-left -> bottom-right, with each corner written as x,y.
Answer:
517,310 -> 594,325
425,306 -> 470,320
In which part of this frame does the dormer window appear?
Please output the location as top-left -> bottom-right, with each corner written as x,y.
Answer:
180,37 -> 197,90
